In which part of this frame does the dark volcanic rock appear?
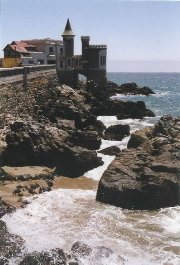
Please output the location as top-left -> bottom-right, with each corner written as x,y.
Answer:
67,130 -> 102,150
0,220 -> 24,260
103,124 -> 130,141
1,121 -> 103,177
96,116 -> 180,210
98,146 -> 121,156
116,82 -> 155,96
71,241 -> 92,259
19,249 -> 67,265
0,199 -> 15,218
94,99 -> 155,119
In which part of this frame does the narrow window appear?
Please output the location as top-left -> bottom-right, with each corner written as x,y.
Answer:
100,56 -> 103,66
60,60 -> 63,68
60,48 -> 63,55
76,59 -> 78,66
68,59 -> 71,67
49,47 -> 53,53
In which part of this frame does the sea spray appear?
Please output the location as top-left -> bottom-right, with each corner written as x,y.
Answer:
2,189 -> 180,265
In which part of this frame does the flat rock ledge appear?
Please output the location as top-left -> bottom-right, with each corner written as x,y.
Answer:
96,116 -> 180,210
0,166 -> 55,181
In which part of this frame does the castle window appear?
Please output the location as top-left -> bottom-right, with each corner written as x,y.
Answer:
103,56 -> 106,66
49,47 -> 53,53
60,48 -> 63,55
76,59 -> 78,66
68,59 -> 71,67
60,60 -> 63,68
100,56 -> 103,66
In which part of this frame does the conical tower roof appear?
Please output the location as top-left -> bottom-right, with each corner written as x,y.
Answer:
62,18 -> 75,36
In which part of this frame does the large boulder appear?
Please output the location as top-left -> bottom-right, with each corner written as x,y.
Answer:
96,116 -> 180,210
1,121 -> 103,177
103,124 -> 130,141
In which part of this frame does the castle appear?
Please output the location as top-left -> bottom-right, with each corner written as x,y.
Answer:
56,19 -> 107,85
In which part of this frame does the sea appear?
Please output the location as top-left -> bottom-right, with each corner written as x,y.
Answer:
2,72 -> 180,265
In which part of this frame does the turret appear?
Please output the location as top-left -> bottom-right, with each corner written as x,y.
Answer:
62,18 -> 75,57
81,36 -> 90,58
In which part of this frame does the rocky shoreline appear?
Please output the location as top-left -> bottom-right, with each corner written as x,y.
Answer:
0,74 -> 179,264
96,115 -> 180,210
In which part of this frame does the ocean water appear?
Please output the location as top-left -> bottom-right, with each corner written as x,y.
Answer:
2,73 -> 180,265
108,72 -> 180,117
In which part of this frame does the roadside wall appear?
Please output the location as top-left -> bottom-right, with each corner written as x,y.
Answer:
0,64 -> 56,77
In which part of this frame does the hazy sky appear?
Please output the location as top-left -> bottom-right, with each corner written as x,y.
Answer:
0,0 -> 180,72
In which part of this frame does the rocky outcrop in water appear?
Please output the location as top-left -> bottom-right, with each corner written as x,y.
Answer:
103,124 -> 130,141
98,146 -> 121,156
115,82 -> 155,96
19,249 -> 67,265
85,81 -> 155,118
96,116 -> 180,210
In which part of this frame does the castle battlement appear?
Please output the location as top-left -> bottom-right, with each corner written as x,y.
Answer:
89,45 -> 107,49
81,36 -> 90,40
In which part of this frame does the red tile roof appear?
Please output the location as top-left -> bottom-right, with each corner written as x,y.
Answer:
7,41 -> 36,53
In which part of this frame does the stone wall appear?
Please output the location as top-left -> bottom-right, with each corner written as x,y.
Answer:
0,65 -> 56,77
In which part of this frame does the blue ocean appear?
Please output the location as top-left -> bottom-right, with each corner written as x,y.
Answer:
107,72 -> 180,117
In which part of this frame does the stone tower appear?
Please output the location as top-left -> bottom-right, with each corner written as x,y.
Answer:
62,18 -> 75,58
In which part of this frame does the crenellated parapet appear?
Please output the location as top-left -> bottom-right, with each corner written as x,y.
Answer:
89,45 -> 107,49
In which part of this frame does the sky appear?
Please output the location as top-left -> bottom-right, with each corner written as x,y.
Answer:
0,0 -> 180,72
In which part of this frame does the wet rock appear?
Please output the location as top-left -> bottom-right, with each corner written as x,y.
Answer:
116,82 -> 155,96
103,124 -> 130,141
94,99 -> 155,119
96,116 -> 180,210
19,248 -> 67,265
95,246 -> 113,258
71,241 -> 92,259
0,257 -> 8,265
98,146 -> 121,156
0,220 -> 24,260
0,200 -> 15,218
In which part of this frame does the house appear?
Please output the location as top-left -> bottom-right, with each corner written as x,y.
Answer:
56,19 -> 107,85
3,39 -> 63,66
21,38 -> 63,65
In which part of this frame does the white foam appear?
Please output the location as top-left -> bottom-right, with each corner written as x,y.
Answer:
86,116 -> 157,181
2,190 -> 180,265
85,153 -> 115,180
